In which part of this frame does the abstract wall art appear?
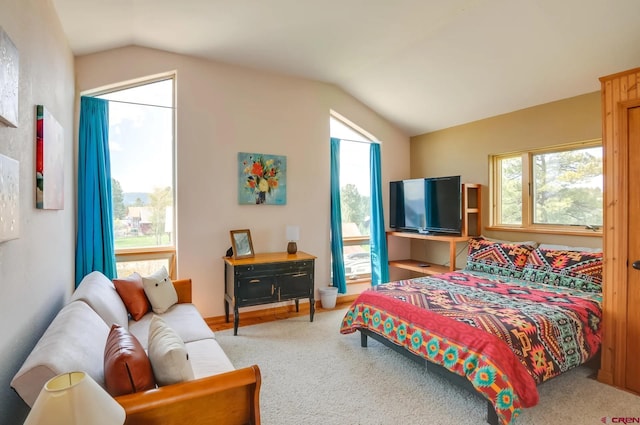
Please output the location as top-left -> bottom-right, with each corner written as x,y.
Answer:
36,105 -> 64,209
0,154 -> 19,242
238,152 -> 287,205
0,26 -> 19,128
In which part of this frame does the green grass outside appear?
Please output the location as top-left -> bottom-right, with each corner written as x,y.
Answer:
115,234 -> 171,249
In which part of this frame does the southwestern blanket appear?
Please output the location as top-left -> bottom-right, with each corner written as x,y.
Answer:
340,271 -> 602,425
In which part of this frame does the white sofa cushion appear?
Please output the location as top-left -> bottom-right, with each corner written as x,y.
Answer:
128,303 -> 215,350
10,301 -> 110,407
142,266 -> 178,314
186,339 -> 235,379
148,315 -> 195,386
70,271 -> 129,328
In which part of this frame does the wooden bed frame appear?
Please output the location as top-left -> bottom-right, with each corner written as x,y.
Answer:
115,278 -> 262,425
359,328 -> 499,425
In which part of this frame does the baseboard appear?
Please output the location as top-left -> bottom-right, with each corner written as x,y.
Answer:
205,293 -> 359,331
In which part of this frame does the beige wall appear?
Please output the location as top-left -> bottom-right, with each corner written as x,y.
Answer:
407,92 -> 602,266
0,0 -> 75,423
75,46 -> 411,317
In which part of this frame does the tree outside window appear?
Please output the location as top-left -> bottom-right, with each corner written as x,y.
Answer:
491,141 -> 602,232
330,115 -> 373,280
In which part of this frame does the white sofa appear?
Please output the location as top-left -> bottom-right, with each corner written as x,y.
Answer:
11,271 -> 261,425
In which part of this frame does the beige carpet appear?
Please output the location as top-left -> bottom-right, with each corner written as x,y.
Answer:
216,308 -> 640,425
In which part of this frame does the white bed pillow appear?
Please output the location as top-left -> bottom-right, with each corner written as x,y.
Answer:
537,243 -> 602,253
480,235 -> 538,248
147,315 -> 194,386
142,266 -> 178,314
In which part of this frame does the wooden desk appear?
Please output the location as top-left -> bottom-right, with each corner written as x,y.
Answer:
223,251 -> 316,335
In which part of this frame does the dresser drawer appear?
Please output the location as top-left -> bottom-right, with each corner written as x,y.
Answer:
236,276 -> 275,305
278,271 -> 313,299
235,260 -> 312,276
234,263 -> 282,278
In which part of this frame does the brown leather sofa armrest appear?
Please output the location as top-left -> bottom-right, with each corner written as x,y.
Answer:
116,365 -> 261,425
172,278 -> 192,304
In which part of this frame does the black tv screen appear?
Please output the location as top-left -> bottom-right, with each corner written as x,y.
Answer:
389,176 -> 462,235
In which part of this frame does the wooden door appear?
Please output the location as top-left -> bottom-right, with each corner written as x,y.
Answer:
626,105 -> 640,393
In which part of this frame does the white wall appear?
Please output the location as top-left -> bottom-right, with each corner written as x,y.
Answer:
75,46 -> 411,318
0,0 -> 75,423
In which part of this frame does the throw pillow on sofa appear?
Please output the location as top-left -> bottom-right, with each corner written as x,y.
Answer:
148,315 -> 195,386
104,324 -> 156,396
142,266 -> 178,314
113,272 -> 150,321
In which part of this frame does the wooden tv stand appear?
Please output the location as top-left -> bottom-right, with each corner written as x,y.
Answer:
387,183 -> 481,276
387,231 -> 470,275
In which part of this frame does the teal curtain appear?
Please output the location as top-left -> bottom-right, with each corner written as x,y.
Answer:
75,96 -> 116,287
330,137 -> 347,293
370,143 -> 389,285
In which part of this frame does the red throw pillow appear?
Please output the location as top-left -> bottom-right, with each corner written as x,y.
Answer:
113,272 -> 150,321
104,324 -> 156,396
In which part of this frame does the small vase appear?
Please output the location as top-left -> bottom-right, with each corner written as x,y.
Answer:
256,191 -> 266,204
287,241 -> 297,254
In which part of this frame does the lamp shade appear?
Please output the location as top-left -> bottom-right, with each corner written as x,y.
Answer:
24,372 -> 125,425
286,225 -> 300,242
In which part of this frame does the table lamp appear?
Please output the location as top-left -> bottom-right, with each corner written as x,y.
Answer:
23,371 -> 125,425
286,225 -> 300,254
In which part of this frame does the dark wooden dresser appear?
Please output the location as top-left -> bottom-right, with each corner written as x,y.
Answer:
223,251 -> 316,335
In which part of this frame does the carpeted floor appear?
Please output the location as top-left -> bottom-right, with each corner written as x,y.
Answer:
216,308 -> 640,425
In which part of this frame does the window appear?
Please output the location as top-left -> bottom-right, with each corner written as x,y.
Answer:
490,140 -> 603,234
330,114 -> 373,281
96,77 -> 176,277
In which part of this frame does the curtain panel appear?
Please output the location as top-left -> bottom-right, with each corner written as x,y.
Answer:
369,143 -> 389,285
330,137 -> 347,293
75,96 -> 116,286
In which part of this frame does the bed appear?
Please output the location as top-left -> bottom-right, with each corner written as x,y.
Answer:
340,238 -> 603,425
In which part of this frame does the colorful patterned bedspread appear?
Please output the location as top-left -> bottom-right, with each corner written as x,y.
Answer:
340,271 -> 602,425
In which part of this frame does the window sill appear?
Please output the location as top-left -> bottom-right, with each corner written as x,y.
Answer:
114,247 -> 177,279
115,246 -> 175,255
346,276 -> 371,285
485,225 -> 602,237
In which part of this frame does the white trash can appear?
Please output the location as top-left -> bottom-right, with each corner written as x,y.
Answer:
319,286 -> 338,309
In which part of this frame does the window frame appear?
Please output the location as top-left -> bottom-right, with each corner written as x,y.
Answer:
488,139 -> 603,236
330,112 -> 376,282
91,73 -> 178,278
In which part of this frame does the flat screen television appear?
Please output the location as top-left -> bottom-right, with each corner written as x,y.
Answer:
389,175 -> 462,235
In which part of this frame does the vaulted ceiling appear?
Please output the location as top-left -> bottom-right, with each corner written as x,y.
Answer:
52,0 -> 640,136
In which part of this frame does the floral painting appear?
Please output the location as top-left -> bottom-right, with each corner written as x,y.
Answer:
238,152 -> 286,205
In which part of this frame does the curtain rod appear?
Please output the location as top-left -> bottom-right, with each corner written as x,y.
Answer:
334,137 -> 381,144
98,98 -> 175,110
